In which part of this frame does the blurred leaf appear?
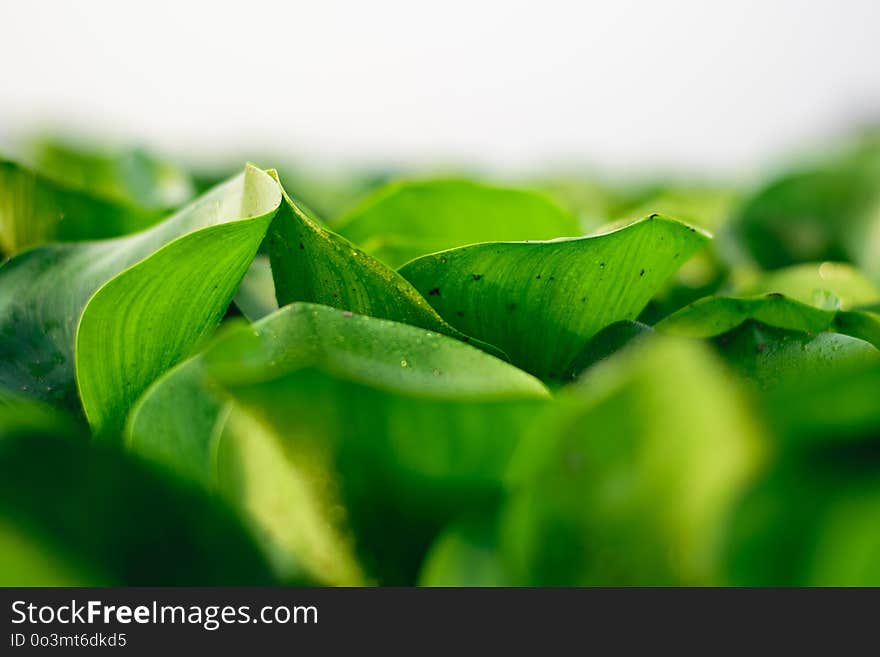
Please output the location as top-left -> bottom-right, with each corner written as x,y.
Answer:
730,144 -> 880,273
419,517 -> 509,586
563,320 -> 653,381
0,403 -> 276,586
711,321 -> 880,390
657,292 -> 880,350
234,255 -> 279,321
0,165 -> 280,435
727,454 -> 880,585
129,303 -> 548,584
266,174 -> 504,357
28,139 -> 195,210
336,179 -> 581,268
400,215 -> 710,380
738,261 -> 880,308
527,175 -> 620,231
0,159 -> 160,255
501,337 -> 765,585
760,358 -> 880,448
616,184 -> 738,231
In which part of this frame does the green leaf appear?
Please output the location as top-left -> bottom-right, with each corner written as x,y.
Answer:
27,139 -> 195,210
266,174 -> 504,357
0,164 -> 281,435
656,292 -> 880,350
0,404 -> 276,585
233,255 -> 279,321
730,144 -> 880,274
128,303 -> 549,584
419,517 -> 509,586
739,261 -> 880,309
710,321 -> 880,390
0,159 -> 160,255
399,214 -> 710,379
336,179 -> 582,268
563,320 -> 653,381
657,294 -> 839,337
501,336 -> 765,585
727,456 -> 880,585
759,358 -> 880,448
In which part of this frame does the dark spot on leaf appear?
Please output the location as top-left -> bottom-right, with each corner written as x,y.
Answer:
767,292 -> 784,298
428,287 -> 441,296
507,303 -> 517,312
456,310 -> 465,318
599,262 -> 605,268
756,343 -> 766,353
472,274 -> 483,281
299,242 -> 305,250
640,269 -> 645,277
536,275 -> 542,280
649,213 -> 659,219
580,297 -> 587,303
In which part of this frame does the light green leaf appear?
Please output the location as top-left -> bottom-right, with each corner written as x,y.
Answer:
501,337 -> 765,585
399,214 -> 710,379
336,179 -> 582,268
738,261 -> 880,309
27,139 -> 195,210
233,255 -> 279,321
0,164 -> 281,435
0,159 -> 160,255
419,518 -> 509,587
128,303 -> 549,584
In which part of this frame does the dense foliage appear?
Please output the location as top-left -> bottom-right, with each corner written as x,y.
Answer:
1,134 -> 879,585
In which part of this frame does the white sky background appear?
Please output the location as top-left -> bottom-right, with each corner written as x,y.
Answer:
1,0 -> 878,180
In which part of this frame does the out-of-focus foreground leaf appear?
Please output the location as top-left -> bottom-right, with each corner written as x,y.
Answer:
336,179 -> 582,268
500,337 -> 765,585
0,165 -> 281,435
727,452 -> 880,586
399,215 -> 710,380
0,399 -> 277,586
128,303 -> 549,585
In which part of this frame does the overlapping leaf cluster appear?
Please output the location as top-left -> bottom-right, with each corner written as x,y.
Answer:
1,135 -> 879,586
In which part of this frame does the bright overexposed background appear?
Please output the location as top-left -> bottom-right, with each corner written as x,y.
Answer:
1,0 -> 878,178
